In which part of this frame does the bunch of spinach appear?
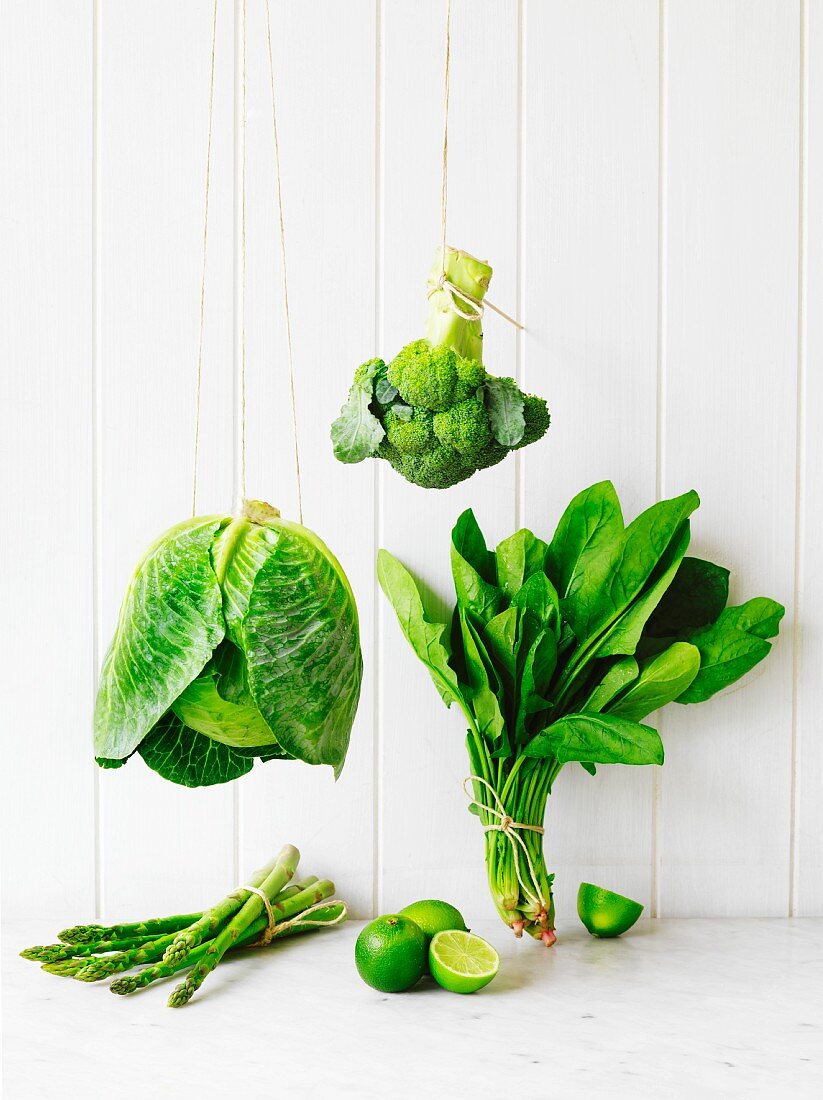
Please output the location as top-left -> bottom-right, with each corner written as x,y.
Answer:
378,481 -> 784,943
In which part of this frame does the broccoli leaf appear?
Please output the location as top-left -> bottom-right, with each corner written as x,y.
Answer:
484,376 -> 525,447
608,642 -> 701,721
330,358 -> 386,463
392,403 -> 414,422
377,549 -> 466,710
375,375 -> 399,405
525,713 -> 664,766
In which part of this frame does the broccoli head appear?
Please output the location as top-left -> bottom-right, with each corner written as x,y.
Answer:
330,246 -> 550,488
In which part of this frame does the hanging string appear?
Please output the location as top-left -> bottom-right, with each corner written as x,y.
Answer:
264,0 -> 304,524
433,0 -> 523,332
438,0 -> 452,280
239,0 -> 248,505
191,0 -> 219,517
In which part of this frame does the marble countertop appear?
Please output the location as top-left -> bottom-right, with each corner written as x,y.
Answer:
3,918 -> 821,1098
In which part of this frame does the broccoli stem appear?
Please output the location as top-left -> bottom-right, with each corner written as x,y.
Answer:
425,247 -> 492,362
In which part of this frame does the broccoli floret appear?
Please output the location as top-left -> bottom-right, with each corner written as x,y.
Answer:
387,340 -> 485,412
512,394 -> 551,449
384,407 -> 435,456
474,441 -> 510,472
379,439 -> 474,490
433,396 -> 492,457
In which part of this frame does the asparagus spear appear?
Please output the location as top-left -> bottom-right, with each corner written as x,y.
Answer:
21,934 -> 160,964
168,844 -> 300,1006
46,931 -> 178,982
162,852 -> 285,968
57,914 -> 202,946
110,900 -> 346,996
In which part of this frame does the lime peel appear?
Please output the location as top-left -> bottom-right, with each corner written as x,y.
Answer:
577,882 -> 644,938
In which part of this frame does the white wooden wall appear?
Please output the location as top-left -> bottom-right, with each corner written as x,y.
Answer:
2,0 -> 821,922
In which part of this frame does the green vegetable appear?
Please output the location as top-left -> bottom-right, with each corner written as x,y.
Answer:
21,847 -> 347,1005
94,499 -> 362,786
331,246 -> 549,488
378,481 -> 784,943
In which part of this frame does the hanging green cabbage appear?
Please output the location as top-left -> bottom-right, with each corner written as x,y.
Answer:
94,501 -> 362,788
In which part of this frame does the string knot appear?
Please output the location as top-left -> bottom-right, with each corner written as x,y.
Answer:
462,775 -> 548,913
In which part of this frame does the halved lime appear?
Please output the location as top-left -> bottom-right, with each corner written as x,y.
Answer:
429,930 -> 499,994
577,882 -> 644,938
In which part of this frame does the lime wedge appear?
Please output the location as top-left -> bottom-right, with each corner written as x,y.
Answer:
577,882 -> 644,938
429,930 -> 499,994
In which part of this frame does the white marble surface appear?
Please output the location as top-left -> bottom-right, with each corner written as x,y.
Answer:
2,918 -> 821,1098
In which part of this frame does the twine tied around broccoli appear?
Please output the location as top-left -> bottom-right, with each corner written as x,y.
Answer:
428,267 -> 525,331
463,775 -> 552,924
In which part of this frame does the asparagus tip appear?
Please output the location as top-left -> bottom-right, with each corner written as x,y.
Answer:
110,975 -> 137,995
167,982 -> 194,1008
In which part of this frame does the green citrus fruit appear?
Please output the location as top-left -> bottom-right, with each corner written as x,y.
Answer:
429,929 -> 499,994
399,899 -> 467,946
577,882 -> 644,938
354,915 -> 427,993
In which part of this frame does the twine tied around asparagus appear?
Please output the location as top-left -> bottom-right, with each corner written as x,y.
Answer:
243,885 -> 278,947
463,775 -> 548,912
242,887 -> 347,949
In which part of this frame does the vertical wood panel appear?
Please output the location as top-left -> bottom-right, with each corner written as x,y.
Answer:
660,0 -> 799,916
379,0 -> 520,918
0,0 -> 95,919
98,0 -> 237,913
798,0 -> 823,915
238,0 -> 376,914
522,1 -> 661,919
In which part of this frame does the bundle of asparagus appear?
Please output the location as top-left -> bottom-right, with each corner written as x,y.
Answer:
21,844 -> 346,1007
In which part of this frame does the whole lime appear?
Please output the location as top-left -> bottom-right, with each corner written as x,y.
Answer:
577,882 -> 644,938
354,915 -> 427,993
399,899 -> 467,947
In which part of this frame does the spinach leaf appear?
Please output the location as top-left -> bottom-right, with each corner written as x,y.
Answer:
484,376 -> 525,446
525,713 -> 664,766
460,610 -> 507,745
377,549 -> 466,710
608,642 -> 701,721
330,358 -> 386,463
495,529 -> 549,597
515,630 -> 557,743
645,556 -> 729,637
482,606 -> 520,693
581,656 -> 639,712
594,520 -> 691,657
511,572 -> 561,637
677,597 -> 785,703
563,490 -> 700,650
452,509 -> 497,585
545,480 -> 624,598
451,540 -> 505,625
